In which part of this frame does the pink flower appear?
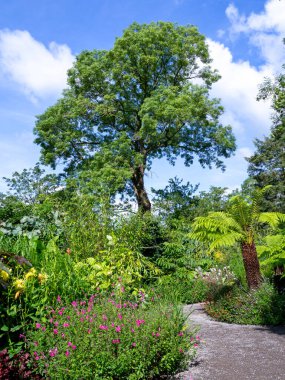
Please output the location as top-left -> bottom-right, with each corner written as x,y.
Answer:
115,326 -> 121,333
179,348 -> 183,353
72,345 -> 76,350
61,333 -> 65,338
135,319 -> 145,327
71,301 -> 77,307
194,343 -> 198,348
35,323 -> 41,329
87,329 -> 91,334
99,325 -> 108,331
57,296 -> 61,303
178,332 -> 184,336
65,350 -> 70,357
49,348 -> 58,357
34,341 -> 38,347
53,329 -> 58,335
102,314 -> 108,321
63,323 -> 70,328
132,342 -> 136,347
58,311 -> 63,316
112,339 -> 120,344
120,286 -> 125,293
118,314 -> 123,320
54,321 -> 59,327
41,327 -> 46,332
131,328 -> 135,333
67,342 -> 73,347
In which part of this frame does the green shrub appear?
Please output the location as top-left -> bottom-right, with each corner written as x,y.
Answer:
154,274 -> 209,304
206,282 -> 285,325
27,291 -> 200,379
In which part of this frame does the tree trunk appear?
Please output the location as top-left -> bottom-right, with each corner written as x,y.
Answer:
132,165 -> 151,213
241,242 -> 262,289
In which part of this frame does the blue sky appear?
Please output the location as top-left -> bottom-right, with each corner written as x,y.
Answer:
0,0 -> 284,196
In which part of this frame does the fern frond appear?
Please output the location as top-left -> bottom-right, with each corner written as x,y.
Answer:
209,231 -> 243,251
189,212 -> 243,249
258,212 -> 285,228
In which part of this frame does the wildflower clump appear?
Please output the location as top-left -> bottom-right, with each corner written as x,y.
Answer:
27,290 -> 199,379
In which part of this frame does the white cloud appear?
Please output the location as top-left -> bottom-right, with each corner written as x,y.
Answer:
207,39 -> 272,137
0,29 -> 74,101
237,147 -> 252,159
226,1 -> 285,70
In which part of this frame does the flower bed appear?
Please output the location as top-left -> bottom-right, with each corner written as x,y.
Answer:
26,292 -> 200,379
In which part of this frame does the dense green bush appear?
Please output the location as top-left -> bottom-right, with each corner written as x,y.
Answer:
206,282 -> 285,325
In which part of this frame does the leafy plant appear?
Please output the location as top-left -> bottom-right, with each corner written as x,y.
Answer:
206,282 -> 285,325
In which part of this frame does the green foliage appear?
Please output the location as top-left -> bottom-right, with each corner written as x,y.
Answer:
27,292 -> 199,379
0,193 -> 32,225
206,282 -> 285,325
193,186 -> 229,217
3,163 -> 59,205
257,234 -> 285,275
152,177 -> 199,221
34,21 -> 236,211
247,60 -> 285,212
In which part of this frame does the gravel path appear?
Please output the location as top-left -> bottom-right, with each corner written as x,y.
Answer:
174,303 -> 285,380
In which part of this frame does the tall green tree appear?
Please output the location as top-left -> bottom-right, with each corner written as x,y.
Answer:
247,61 -> 285,211
190,187 -> 285,289
3,163 -> 59,205
34,22 -> 236,212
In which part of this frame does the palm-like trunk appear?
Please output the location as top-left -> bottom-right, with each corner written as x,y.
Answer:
132,165 -> 151,213
241,242 -> 262,289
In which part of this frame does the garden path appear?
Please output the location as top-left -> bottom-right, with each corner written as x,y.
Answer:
174,303 -> 285,380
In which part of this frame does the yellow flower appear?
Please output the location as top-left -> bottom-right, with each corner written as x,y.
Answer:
214,250 -> 223,262
38,273 -> 48,284
25,268 -> 37,280
13,279 -> 25,291
0,270 -> 9,281
15,291 -> 21,299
